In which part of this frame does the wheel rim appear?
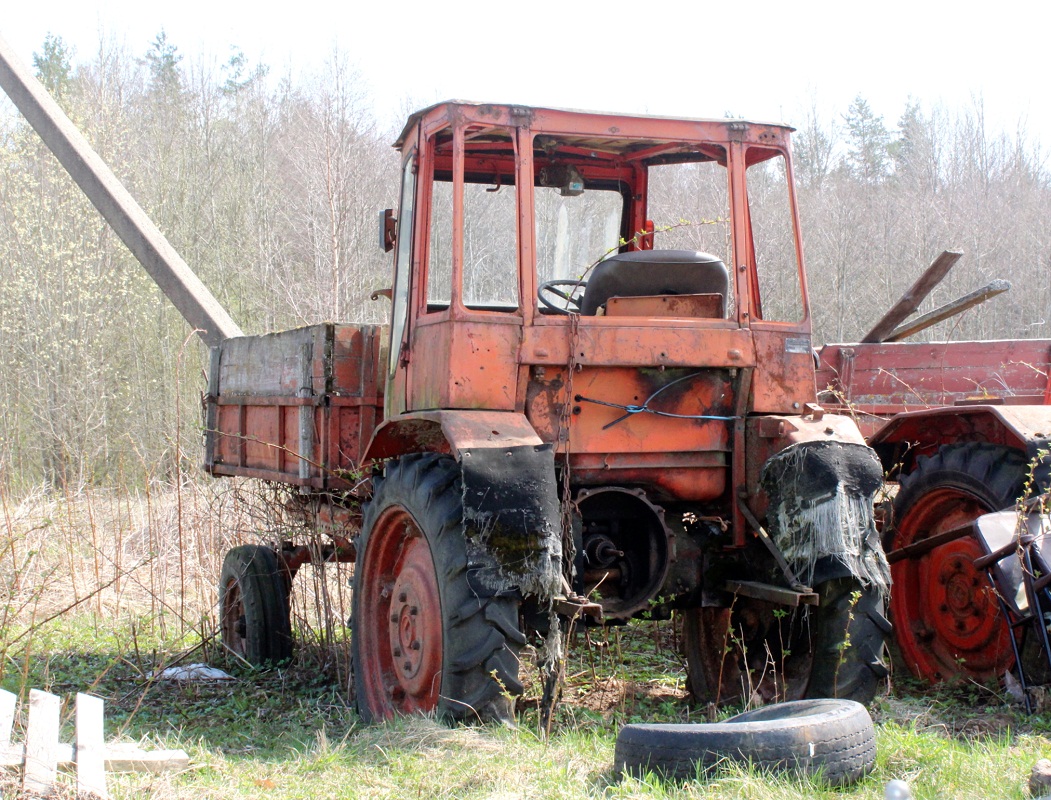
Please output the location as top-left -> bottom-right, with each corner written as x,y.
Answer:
358,506 -> 443,718
220,576 -> 248,656
890,486 -> 1014,681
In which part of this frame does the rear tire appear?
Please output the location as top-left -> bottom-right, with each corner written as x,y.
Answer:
352,453 -> 524,723
219,545 -> 293,666
682,579 -> 889,706
889,443 -> 1029,681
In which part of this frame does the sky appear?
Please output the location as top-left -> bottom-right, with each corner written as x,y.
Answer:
2,1 -> 1050,145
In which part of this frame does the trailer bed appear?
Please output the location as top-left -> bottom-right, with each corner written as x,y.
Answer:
204,323 -> 386,489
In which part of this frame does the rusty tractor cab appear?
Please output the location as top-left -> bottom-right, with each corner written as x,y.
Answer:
354,102 -> 890,721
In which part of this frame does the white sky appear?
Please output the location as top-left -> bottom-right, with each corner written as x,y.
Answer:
2,1 -> 1049,145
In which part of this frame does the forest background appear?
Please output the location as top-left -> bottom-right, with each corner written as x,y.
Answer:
1,32 -> 1048,495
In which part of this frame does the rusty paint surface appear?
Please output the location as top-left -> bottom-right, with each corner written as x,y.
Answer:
750,329 -> 818,413
522,323 -> 755,368
409,317 -> 521,411
365,409 -> 543,462
605,293 -> 723,319
207,323 -> 384,485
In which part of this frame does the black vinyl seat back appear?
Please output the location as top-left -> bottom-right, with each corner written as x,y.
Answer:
579,250 -> 729,316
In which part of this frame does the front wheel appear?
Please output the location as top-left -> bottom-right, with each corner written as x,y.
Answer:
351,453 -> 524,723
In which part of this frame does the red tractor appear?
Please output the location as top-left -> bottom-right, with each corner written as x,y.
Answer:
1,42 -> 897,722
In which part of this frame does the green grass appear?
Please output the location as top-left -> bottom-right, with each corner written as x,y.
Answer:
3,483 -> 1050,798
2,614 -> 1050,799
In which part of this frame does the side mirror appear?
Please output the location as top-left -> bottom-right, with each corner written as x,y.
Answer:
379,208 -> 397,253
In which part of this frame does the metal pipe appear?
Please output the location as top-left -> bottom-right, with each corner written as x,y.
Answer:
0,34 -> 242,346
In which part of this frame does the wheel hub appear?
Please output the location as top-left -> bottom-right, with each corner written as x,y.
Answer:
357,508 -> 444,717
891,486 -> 1014,681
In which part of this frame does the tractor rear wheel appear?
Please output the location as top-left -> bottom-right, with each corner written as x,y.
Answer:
683,578 -> 888,706
351,453 -> 524,723
888,443 -> 1028,682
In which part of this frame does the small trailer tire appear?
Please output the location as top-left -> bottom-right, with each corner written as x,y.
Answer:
219,545 -> 293,666
614,699 -> 876,786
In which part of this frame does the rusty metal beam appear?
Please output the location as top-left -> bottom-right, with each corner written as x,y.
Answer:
861,250 -> 962,344
0,34 -> 242,346
884,279 -> 1011,342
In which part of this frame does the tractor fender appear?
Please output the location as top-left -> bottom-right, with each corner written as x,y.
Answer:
760,439 -> 889,595
363,411 -> 562,601
868,404 -> 1051,475
363,409 -> 544,461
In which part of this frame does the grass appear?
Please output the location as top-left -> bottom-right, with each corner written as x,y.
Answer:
2,478 -> 1051,798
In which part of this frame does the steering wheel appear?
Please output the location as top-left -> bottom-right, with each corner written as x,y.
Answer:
538,279 -> 587,315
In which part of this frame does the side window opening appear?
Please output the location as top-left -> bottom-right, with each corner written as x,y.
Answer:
746,150 -> 804,323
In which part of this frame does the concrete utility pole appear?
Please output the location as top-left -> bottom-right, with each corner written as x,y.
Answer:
0,33 -> 243,346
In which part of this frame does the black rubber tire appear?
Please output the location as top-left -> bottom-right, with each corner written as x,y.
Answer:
682,579 -> 889,707
805,577 -> 891,704
219,544 -> 293,666
893,442 -> 1029,542
615,698 -> 876,787
352,453 -> 525,723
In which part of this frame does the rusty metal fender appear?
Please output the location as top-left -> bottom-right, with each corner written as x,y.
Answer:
363,410 -> 544,462
745,408 -> 870,500
364,411 -> 562,600
868,404 -> 1051,474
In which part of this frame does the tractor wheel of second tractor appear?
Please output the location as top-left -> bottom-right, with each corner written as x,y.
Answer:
888,442 -> 1032,682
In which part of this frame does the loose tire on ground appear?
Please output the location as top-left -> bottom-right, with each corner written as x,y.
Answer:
351,453 -> 525,723
889,443 -> 1030,682
219,544 -> 293,666
615,699 -> 876,787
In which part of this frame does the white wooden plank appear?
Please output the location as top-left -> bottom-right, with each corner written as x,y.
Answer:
0,689 -> 15,747
76,693 -> 108,799
103,742 -> 190,773
22,689 -> 61,796
2,742 -> 188,773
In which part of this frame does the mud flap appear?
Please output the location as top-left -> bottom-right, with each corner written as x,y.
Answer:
761,440 -> 890,597
459,443 -> 563,602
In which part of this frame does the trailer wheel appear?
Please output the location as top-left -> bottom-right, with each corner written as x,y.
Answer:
683,579 -> 888,706
219,545 -> 293,666
615,699 -> 876,786
889,443 -> 1028,682
352,453 -> 524,723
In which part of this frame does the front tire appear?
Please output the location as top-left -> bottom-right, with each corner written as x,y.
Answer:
682,579 -> 888,706
351,453 -> 524,723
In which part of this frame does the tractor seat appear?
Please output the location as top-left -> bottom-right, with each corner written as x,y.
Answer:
579,250 -> 729,316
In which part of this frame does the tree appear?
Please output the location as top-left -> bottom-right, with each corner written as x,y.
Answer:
843,95 -> 891,183
32,34 -> 73,101
144,30 -> 183,98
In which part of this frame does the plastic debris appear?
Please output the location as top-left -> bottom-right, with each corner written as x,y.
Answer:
154,664 -> 234,682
